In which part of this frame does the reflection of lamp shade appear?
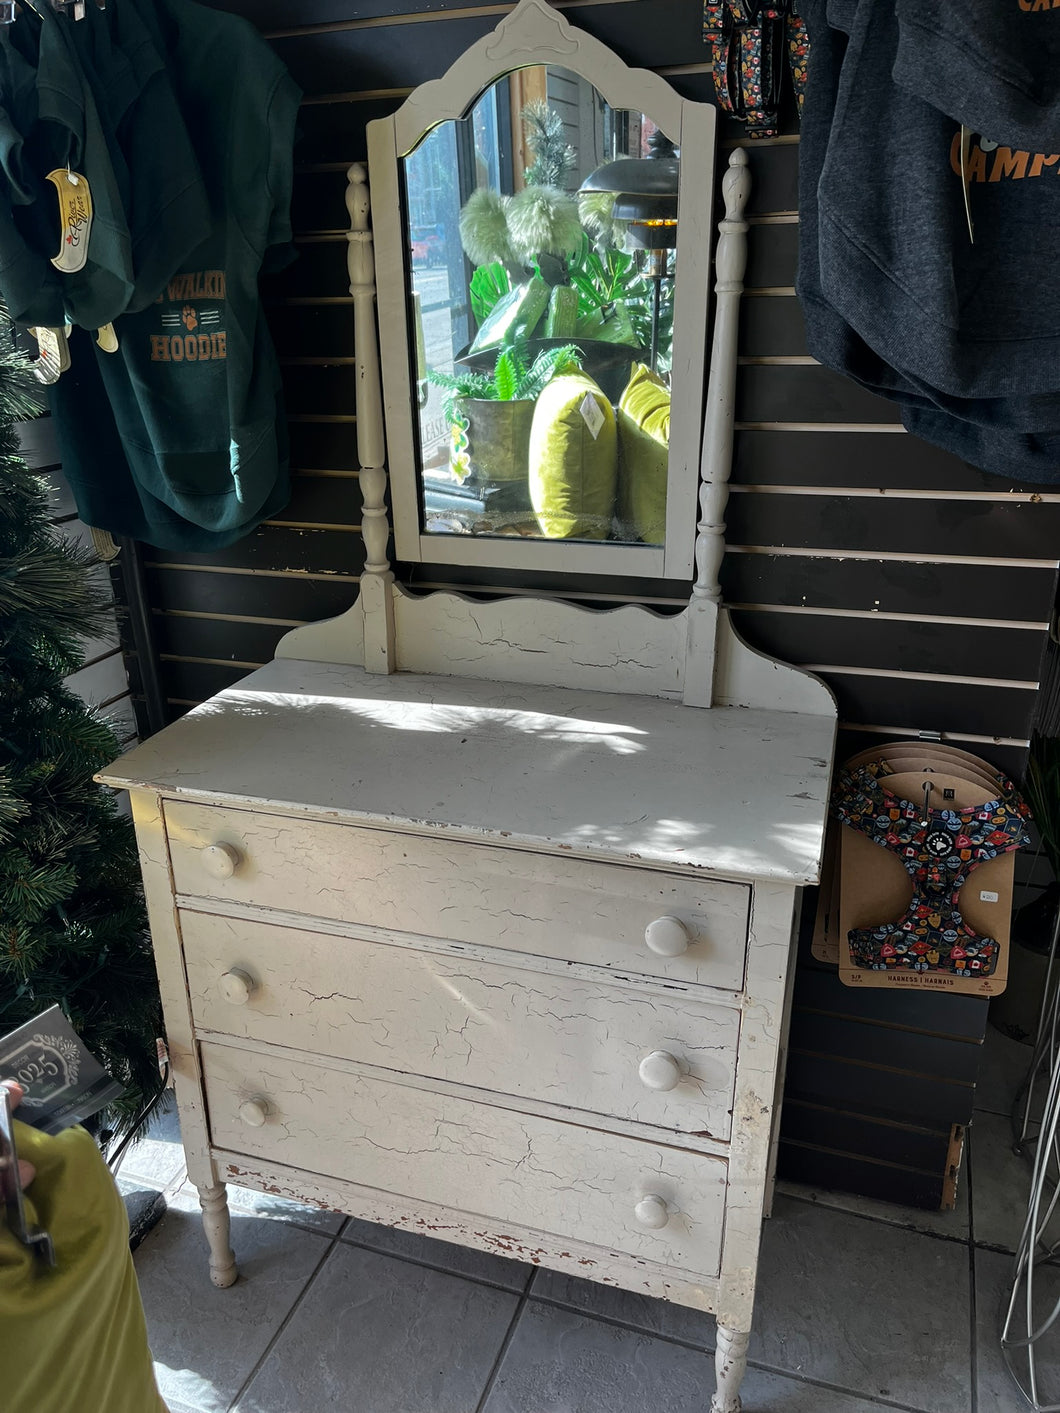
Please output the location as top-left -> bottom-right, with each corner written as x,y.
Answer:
579,130 -> 678,250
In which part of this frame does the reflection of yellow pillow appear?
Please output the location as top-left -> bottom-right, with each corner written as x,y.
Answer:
617,363 -> 670,545
529,372 -> 617,540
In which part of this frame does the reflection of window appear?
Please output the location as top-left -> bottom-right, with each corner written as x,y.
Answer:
403,68 -> 675,548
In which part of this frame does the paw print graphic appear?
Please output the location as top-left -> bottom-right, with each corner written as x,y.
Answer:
182,305 -> 198,332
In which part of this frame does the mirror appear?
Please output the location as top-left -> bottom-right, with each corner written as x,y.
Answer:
369,0 -> 715,578
405,69 -> 675,548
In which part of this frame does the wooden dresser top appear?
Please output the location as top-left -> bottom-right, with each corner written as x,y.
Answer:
100,658 -> 835,885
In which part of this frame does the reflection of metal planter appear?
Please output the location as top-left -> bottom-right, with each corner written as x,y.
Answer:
458,398 -> 535,484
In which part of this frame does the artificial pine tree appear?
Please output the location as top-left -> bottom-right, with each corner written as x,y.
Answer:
521,101 -> 577,189
0,339 -> 162,1133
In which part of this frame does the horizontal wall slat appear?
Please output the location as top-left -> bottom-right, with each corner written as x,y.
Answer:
160,659 -> 257,704
732,429 -> 1038,493
720,552 -> 1057,622
148,525 -> 365,575
145,566 -> 358,622
725,493 -> 1060,560
778,1102 -> 954,1173
783,1050 -> 975,1127
737,365 -> 901,425
268,303 -> 355,360
267,238 -> 350,295
281,361 -> 358,415
739,296 -> 807,359
288,419 -> 362,472
744,223 -> 798,290
272,2 -> 713,100
787,1013 -> 982,1085
274,472 -> 362,526
729,608 -> 1045,681
818,673 -> 1036,739
793,967 -> 991,1040
152,615 -> 294,665
776,1145 -> 948,1209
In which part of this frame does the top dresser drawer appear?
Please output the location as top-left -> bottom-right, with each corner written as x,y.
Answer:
165,800 -> 749,991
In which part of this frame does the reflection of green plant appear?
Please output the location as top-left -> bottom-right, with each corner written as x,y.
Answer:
469,262 -> 511,323
566,234 -> 671,358
428,341 -> 583,425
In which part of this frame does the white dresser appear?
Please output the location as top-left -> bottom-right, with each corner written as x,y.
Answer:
102,658 -> 833,1411
101,7 -> 837,1406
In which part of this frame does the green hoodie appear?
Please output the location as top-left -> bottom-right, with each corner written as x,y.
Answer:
51,0 -> 300,546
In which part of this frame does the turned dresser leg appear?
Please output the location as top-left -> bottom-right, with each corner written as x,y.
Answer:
711,1325 -> 750,1413
197,1182 -> 238,1288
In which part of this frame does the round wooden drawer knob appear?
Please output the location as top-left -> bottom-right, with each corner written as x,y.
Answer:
634,1195 -> 670,1230
644,916 -> 691,957
219,969 -> 255,1006
201,842 -> 242,879
638,1050 -> 683,1092
238,1098 -> 270,1128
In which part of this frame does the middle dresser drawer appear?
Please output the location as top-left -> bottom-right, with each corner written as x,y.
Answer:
182,911 -> 740,1141
166,800 -> 750,992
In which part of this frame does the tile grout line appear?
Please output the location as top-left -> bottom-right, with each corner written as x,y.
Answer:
742,1358 -> 949,1413
472,1271 -> 537,1413
335,1228 -> 533,1296
779,1191 -> 972,1247
222,1230 -> 344,1413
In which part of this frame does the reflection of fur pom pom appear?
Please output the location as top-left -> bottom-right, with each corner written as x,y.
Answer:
459,189 -> 514,266
507,186 -> 583,263
578,188 -> 631,250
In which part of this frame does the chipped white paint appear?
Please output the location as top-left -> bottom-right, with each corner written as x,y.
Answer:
165,800 -> 750,990
393,587 -> 688,697
211,1144 -> 723,1309
181,910 -> 741,1140
197,1182 -> 237,1289
201,1041 -> 728,1274
712,1326 -> 751,1413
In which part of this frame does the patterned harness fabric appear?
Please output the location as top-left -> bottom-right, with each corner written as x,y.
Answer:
831,761 -> 1032,977
703,1 -> 808,139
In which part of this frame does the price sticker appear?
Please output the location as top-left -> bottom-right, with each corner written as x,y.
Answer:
579,391 -> 605,441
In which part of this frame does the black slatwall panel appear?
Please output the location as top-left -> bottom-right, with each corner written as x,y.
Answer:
136,0 -> 1060,1209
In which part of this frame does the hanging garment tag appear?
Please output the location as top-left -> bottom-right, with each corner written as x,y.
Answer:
28,326 -> 71,383
579,391 -> 604,440
95,322 -> 119,353
45,168 -> 93,273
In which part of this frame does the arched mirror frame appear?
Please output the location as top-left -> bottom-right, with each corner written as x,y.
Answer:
367,0 -> 716,581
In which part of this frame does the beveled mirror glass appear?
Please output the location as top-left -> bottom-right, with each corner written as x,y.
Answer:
369,0 -> 716,579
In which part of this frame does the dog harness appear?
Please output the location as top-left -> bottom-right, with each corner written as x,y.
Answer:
832,761 -> 1031,977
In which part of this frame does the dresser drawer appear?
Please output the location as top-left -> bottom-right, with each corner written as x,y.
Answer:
183,911 -> 739,1140
166,801 -> 749,991
201,1043 -> 727,1276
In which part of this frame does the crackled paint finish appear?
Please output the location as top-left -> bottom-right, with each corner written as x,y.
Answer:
184,911 -> 742,1139
167,801 -> 752,991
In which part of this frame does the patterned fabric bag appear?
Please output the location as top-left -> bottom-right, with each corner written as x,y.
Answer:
703,0 -> 808,139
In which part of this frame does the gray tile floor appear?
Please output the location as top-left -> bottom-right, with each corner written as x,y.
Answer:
128,1026 -> 1047,1413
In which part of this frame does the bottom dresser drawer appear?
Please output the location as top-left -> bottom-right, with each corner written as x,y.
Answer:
202,1044 -> 727,1277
